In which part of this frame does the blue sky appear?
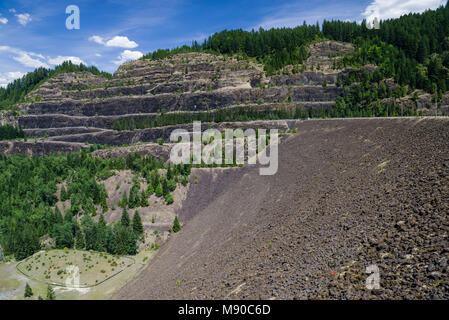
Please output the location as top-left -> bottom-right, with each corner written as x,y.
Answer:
0,0 -> 446,86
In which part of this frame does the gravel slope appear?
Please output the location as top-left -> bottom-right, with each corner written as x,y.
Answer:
115,118 -> 449,299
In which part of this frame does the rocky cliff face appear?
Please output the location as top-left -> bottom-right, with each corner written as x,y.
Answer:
0,140 -> 86,156
18,101 -> 334,130
17,46 -> 347,118
45,120 -> 294,146
0,111 -> 18,126
19,85 -> 342,116
2,41 -> 355,155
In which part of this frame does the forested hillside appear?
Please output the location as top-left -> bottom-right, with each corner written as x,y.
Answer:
1,4 -> 449,260
1,4 -> 449,115
141,4 -> 449,118
0,61 -> 112,110
143,24 -> 319,75
143,3 -> 449,95
323,3 -> 449,109
0,150 -> 191,260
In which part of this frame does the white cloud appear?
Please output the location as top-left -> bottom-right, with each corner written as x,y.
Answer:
7,71 -> 25,79
0,71 -> 26,88
88,35 -> 105,45
15,13 -> 32,26
0,17 -> 8,24
13,54 -> 48,68
362,0 -> 446,23
33,53 -> 46,60
113,50 -> 143,65
9,8 -> 16,13
95,53 -> 102,57
89,35 -> 138,48
0,46 -> 87,69
106,36 -> 138,48
0,46 -> 49,68
47,56 -> 86,65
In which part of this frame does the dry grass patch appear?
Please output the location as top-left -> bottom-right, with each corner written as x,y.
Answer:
17,249 -> 134,288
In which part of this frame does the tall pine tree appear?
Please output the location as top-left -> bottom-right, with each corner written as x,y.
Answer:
121,207 -> 130,227
132,211 -> 144,235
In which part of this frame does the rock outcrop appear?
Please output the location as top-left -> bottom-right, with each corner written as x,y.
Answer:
0,41 -> 357,156
0,140 -> 86,156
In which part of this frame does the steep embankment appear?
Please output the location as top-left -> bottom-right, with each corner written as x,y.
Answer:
115,118 -> 449,299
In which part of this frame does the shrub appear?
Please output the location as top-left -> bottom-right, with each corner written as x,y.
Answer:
146,184 -> 154,195
167,179 -> 176,192
164,193 -> 174,205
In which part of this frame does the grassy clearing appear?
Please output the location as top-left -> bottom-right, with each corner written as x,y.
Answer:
0,277 -> 20,292
17,249 -> 134,288
0,245 -> 157,300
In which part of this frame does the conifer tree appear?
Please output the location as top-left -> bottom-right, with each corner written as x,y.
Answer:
74,229 -> 85,250
98,213 -> 107,228
172,216 -> 181,233
54,207 -> 63,224
121,207 -> 130,227
64,210 -> 74,224
151,170 -> 160,189
24,283 -> 33,298
119,191 -> 128,209
155,184 -> 163,197
100,192 -> 108,213
132,211 -> 144,235
167,164 -> 173,180
46,285 -> 56,300
96,213 -> 108,252
140,191 -> 149,207
60,185 -> 69,202
162,178 -> 169,196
